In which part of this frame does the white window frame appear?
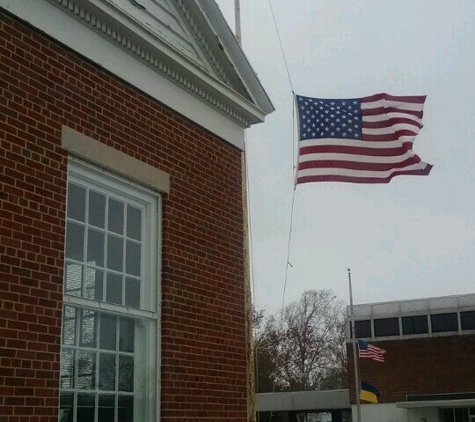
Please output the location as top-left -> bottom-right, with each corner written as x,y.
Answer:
60,158 -> 160,422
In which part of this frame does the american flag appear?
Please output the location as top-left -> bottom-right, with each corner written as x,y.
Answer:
295,93 -> 433,184
357,339 -> 386,362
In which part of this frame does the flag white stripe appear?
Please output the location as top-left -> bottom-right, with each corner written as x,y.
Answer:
297,162 -> 429,179
299,151 -> 417,164
362,112 -> 423,125
362,124 -> 421,136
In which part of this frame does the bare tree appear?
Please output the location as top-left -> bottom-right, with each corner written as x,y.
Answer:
254,290 -> 347,393
253,308 -> 281,393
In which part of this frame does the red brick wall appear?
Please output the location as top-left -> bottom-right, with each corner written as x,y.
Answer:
347,334 -> 475,403
0,11 -> 247,421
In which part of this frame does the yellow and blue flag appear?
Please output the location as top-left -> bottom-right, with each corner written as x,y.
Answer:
360,381 -> 381,403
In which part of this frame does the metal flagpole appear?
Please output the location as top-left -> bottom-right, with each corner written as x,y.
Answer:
348,268 -> 362,422
234,0 -> 242,45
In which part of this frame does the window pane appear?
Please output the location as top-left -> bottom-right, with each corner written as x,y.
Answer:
109,199 -> 124,234
65,263 -> 82,296
66,222 -> 84,261
440,408 -> 455,422
67,183 -> 86,222
125,278 -> 140,308
402,315 -> 428,335
99,395 -> 115,422
60,348 -> 75,388
62,307 -> 77,346
374,317 -> 400,337
87,229 -> 104,267
119,318 -> 135,353
59,392 -> 74,422
77,351 -> 96,389
84,268 -> 103,300
80,310 -> 97,348
100,314 -> 117,351
454,408 -> 468,422
107,235 -> 123,272
126,241 -> 141,277
106,273 -> 123,305
127,205 -> 142,240
461,311 -> 475,331
119,355 -> 134,392
99,353 -> 116,391
89,190 -> 106,228
118,396 -> 134,422
431,313 -> 458,333
354,320 -> 371,338
77,394 -> 95,422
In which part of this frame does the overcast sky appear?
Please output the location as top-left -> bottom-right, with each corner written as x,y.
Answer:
215,0 -> 475,313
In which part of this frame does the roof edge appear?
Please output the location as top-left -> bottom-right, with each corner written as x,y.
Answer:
198,0 -> 275,116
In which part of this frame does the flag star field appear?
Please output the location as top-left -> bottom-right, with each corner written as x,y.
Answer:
298,97 -> 363,140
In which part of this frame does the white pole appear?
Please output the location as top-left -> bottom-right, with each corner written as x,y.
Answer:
348,268 -> 362,422
235,0 -> 242,45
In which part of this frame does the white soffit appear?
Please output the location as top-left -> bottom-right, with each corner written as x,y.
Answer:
351,292 -> 475,318
0,0 -> 274,149
396,399 -> 475,409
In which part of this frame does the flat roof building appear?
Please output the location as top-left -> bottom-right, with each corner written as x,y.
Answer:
347,292 -> 475,422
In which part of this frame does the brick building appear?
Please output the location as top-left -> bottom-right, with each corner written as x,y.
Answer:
347,293 -> 475,422
0,0 -> 273,420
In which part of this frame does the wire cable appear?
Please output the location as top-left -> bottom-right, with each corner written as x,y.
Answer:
281,184 -> 297,313
266,0 -> 299,315
280,89 -> 299,314
268,0 -> 295,94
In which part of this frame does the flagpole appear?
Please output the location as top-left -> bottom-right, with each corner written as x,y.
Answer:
348,268 -> 362,422
234,0 -> 242,45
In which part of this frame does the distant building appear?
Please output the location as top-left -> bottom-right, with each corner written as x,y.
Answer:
0,0 -> 273,420
347,293 -> 475,422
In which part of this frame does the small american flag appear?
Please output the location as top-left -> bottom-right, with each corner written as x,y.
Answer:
295,93 -> 433,184
358,339 -> 386,362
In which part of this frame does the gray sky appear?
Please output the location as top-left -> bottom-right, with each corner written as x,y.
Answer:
216,0 -> 475,313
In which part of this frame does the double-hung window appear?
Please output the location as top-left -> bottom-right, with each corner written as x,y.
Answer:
59,160 -> 159,422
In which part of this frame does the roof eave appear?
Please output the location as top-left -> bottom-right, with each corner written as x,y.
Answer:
198,0 -> 275,118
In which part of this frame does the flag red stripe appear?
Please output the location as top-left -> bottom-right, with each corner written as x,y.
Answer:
360,354 -> 385,362
362,107 -> 423,119
361,93 -> 426,104
299,144 -> 414,157
362,130 -> 418,142
296,166 -> 433,185
298,157 -> 421,172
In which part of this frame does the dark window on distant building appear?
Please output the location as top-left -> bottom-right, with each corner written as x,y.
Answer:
354,320 -> 371,338
439,408 -> 454,422
374,317 -> 400,337
461,311 -> 475,330
431,313 -> 458,333
439,407 -> 472,422
402,315 -> 428,335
